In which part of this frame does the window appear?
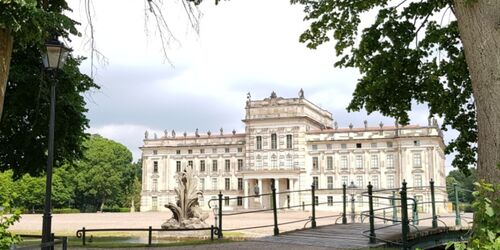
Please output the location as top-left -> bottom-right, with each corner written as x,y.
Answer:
413,140 -> 420,146
256,155 -> 262,168
387,142 -> 393,148
271,154 -> 277,168
387,175 -> 395,189
371,143 -> 377,148
237,196 -> 243,206
371,176 -> 379,189
238,178 -> 243,190
371,155 -> 379,169
200,149 -> 205,154
225,178 -> 230,190
176,150 -> 181,155
386,154 -> 394,169
152,179 -> 158,192
271,133 -> 277,149
356,176 -> 363,188
256,136 -> 262,150
286,135 -> 293,149
356,143 -> 362,148
414,175 -> 423,187
200,178 -> 205,190
225,148 -> 230,153
286,154 -> 293,167
212,160 -> 218,172
327,196 -> 333,206
211,178 -> 218,190
327,176 -> 334,189
225,159 -> 231,172
312,157 -> 319,170
413,153 -> 422,167
314,196 -> 319,205
153,150 -> 158,155
327,156 -> 333,170
287,178 -> 290,190
341,143 -> 347,149
312,145 -> 318,150
153,161 -> 158,173
224,196 -> 230,206
355,155 -> 363,169
200,160 -> 205,172
237,159 -> 243,171
176,161 -> 181,172
341,176 -> 348,185
238,147 -> 243,153
313,176 -> 319,188
188,149 -> 193,154
340,155 -> 348,170
212,148 -> 217,153
188,160 -> 193,169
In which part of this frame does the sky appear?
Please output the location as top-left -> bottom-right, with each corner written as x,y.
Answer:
66,0 -> 457,172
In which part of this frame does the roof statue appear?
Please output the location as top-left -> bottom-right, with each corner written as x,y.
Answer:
298,88 -> 304,99
207,130 -> 211,136
220,127 -> 224,135
232,129 -> 236,135
195,128 -> 200,137
171,130 -> 176,138
183,132 -> 187,137
270,91 -> 277,99
144,130 -> 149,139
164,129 -> 168,138
364,120 -> 368,129
379,122 -> 384,129
349,123 -> 353,130
334,121 -> 338,130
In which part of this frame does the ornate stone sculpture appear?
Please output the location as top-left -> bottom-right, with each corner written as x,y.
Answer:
145,130 -> 149,139
220,127 -> 223,135
349,123 -> 353,130
164,129 -> 168,138
364,120 -> 368,129
172,130 -> 176,138
195,128 -> 200,137
232,129 -> 236,135
334,121 -> 338,130
207,130 -> 211,136
379,122 -> 384,129
270,91 -> 277,99
162,166 -> 209,229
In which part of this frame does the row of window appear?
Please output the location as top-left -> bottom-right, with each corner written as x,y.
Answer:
256,134 -> 293,150
152,159 -> 244,173
311,152 -> 423,170
310,140 -> 421,151
199,177 -> 244,191
311,174 -> 424,190
152,147 -> 244,155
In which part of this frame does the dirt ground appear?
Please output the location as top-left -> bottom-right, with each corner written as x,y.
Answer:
10,210 -> 469,237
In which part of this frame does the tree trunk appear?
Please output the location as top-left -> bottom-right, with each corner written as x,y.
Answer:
0,28 -> 14,122
453,1 -> 500,186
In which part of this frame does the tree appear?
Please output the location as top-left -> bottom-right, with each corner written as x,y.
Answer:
0,45 -> 98,177
0,170 -> 15,204
73,134 -> 135,211
291,0 -> 499,184
446,168 -> 476,203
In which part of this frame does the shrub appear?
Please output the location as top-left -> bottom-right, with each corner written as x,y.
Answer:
53,208 -> 80,214
0,202 -> 22,249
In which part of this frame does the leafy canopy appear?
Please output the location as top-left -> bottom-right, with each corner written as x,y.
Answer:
291,0 -> 476,173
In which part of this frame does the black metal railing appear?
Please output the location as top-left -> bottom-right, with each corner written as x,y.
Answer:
75,226 -> 219,246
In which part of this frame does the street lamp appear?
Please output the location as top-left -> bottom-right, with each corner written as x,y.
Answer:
348,181 -> 357,223
41,35 -> 70,249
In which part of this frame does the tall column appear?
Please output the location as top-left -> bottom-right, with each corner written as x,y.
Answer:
274,178 -> 280,208
258,178 -> 263,208
243,179 -> 249,209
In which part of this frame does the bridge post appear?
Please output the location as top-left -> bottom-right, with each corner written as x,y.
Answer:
218,191 -> 223,238
430,179 -> 438,229
272,181 -> 279,235
400,180 -> 410,250
391,191 -> 397,225
342,183 -> 347,224
368,182 -> 376,244
454,183 -> 461,227
413,195 -> 419,226
311,183 -> 317,228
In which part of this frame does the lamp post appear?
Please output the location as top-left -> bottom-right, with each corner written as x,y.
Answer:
41,36 -> 70,250
348,181 -> 357,223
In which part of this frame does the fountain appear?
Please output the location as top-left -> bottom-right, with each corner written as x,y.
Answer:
161,166 -> 209,229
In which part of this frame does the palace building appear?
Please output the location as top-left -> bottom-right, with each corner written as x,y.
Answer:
140,91 -> 448,213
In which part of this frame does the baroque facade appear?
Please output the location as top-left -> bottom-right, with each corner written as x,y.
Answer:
140,91 -> 447,213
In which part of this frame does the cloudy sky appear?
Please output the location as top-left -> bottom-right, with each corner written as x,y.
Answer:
66,0 -> 456,171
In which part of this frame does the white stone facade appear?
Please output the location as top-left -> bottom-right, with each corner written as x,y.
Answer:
140,92 -> 447,213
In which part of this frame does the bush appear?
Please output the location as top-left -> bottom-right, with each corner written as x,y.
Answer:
0,202 -> 22,248
53,208 -> 80,214
102,207 -> 130,213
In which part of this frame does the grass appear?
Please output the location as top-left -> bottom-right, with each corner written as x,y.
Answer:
13,230 -> 246,249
